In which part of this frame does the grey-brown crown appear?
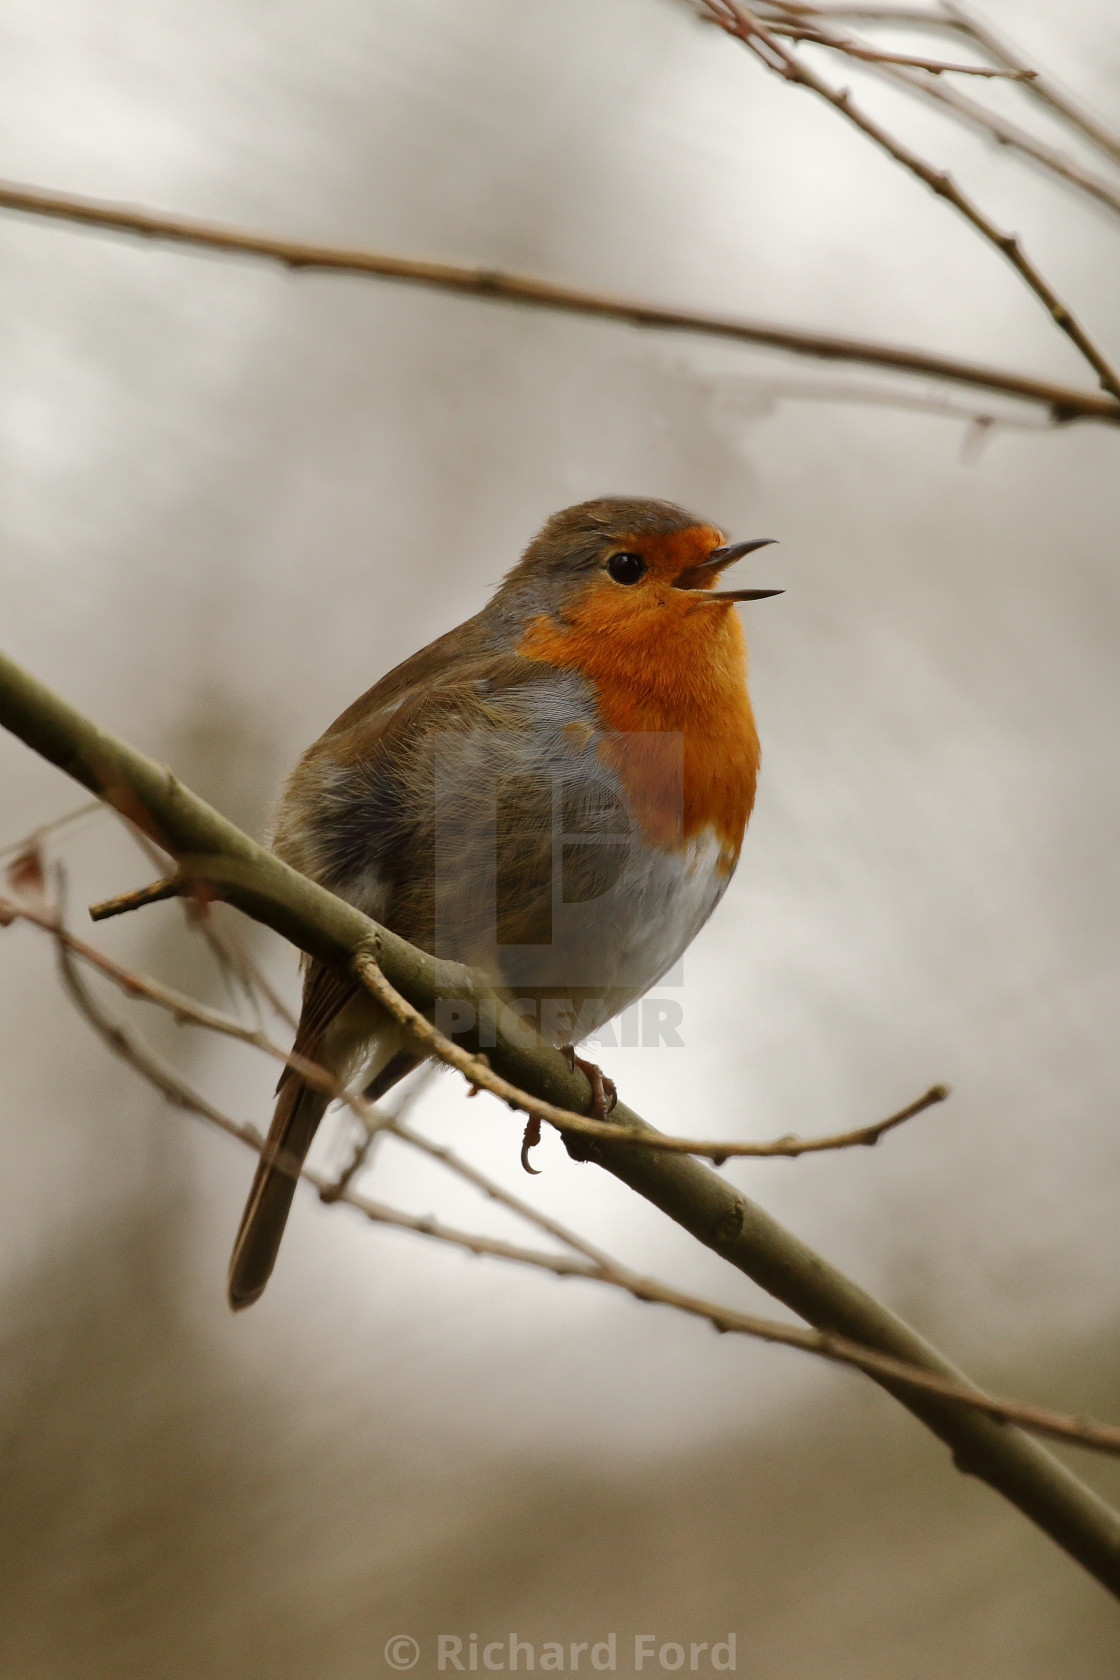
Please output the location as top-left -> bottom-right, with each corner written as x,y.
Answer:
507,496 -> 707,583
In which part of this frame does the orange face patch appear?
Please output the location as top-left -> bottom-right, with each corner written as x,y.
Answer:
609,524 -> 726,587
516,525 -> 760,866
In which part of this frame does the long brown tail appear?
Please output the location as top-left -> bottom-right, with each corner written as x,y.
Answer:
229,961 -> 356,1311
227,1045 -> 421,1311
227,1074 -> 331,1311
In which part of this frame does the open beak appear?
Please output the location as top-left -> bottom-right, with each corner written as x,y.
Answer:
675,536 -> 782,602
705,584 -> 784,602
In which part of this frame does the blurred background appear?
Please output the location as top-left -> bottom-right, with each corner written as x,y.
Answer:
1,0 -> 1120,1672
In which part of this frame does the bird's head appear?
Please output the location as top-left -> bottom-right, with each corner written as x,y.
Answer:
496,497 -> 780,643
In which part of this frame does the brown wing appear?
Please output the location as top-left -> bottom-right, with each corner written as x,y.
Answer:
273,652 -> 605,959
231,647 -> 612,1308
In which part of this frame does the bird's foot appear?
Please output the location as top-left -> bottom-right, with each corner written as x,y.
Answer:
560,1045 -> 618,1119
522,1051 -> 618,1173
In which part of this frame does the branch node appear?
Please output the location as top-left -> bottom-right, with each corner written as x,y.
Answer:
713,1201 -> 746,1246
89,874 -> 182,922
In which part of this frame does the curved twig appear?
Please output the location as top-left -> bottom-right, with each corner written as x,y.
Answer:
0,886 -> 948,1165
353,947 -> 949,1160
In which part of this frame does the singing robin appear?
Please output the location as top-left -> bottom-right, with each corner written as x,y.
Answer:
228,496 -> 779,1309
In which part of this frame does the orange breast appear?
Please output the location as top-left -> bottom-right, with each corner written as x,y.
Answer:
517,578 -> 760,870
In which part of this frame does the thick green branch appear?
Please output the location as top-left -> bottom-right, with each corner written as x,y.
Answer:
2,643 -> 1120,1597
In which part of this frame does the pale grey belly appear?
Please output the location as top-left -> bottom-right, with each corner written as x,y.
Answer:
491,828 -> 730,1040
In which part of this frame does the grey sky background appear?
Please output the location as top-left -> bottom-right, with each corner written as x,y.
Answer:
1,1 -> 1119,1671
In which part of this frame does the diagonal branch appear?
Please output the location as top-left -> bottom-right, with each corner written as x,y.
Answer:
2,644 -> 1120,1593
37,901 -> 1120,1466
0,178 -> 1116,425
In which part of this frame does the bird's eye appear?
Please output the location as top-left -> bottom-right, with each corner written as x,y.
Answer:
607,552 -> 647,585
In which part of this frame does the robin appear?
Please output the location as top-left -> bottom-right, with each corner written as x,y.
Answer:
228,496 -> 779,1310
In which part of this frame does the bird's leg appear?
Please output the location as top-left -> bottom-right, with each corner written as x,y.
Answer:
561,1044 -> 618,1119
520,1049 -> 618,1174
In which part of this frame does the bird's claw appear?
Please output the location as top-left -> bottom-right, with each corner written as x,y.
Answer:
520,1114 -> 542,1174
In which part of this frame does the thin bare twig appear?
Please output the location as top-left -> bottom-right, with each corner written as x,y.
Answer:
768,20 -> 1033,78
7,854 -> 929,1260
853,56 -> 1120,223
120,822 -> 298,1033
758,4 -> 955,19
701,0 -> 1120,402
340,1184 -> 1120,1461
0,884 -> 376,1133
91,867 -> 302,1034
744,3 -> 1120,222
89,874 -> 182,920
701,5 -> 1120,218
0,178 -> 1116,425
4,867 -> 940,1267
710,371 -> 1058,432
387,1117 -> 620,1269
54,912 -> 261,1144
748,2 -> 1120,223
0,799 -> 104,859
188,903 -> 299,1033
755,3 -> 946,18
319,1065 -> 437,1202
941,1 -> 1120,171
